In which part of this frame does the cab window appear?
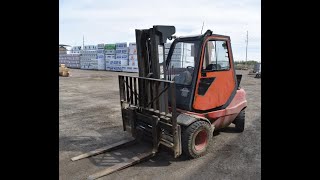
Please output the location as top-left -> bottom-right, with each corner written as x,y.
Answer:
202,40 -> 230,71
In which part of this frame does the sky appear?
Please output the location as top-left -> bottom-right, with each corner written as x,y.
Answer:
59,0 -> 261,62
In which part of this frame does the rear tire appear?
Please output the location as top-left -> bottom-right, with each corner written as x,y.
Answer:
182,121 -> 212,159
234,109 -> 245,132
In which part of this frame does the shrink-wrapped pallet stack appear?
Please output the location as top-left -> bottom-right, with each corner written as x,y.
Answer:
71,46 -> 82,54
104,44 -> 116,71
164,43 -> 194,68
59,54 -> 81,69
96,44 -> 106,70
80,45 -> 98,70
59,46 -> 81,69
109,42 -> 128,72
122,42 -> 138,73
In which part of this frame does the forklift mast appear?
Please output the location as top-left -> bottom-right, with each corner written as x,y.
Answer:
135,25 -> 176,79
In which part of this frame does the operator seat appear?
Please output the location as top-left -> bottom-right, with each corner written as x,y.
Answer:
206,64 -> 221,71
174,70 -> 192,85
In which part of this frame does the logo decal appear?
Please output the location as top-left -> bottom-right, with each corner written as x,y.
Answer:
180,88 -> 190,97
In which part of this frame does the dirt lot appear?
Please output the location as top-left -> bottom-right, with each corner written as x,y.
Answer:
59,69 -> 261,180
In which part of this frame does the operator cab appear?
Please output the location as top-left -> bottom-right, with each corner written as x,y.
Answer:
164,30 -> 237,112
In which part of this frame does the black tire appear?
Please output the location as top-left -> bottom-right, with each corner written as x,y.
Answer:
234,109 -> 245,132
182,121 -> 212,159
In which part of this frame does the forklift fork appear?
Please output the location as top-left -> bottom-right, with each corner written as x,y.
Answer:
71,137 -> 154,180
71,138 -> 136,162
87,151 -> 155,180
70,75 -> 180,179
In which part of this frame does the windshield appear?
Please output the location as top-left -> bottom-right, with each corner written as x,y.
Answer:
164,40 -> 200,85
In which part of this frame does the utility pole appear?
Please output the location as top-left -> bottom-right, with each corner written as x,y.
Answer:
245,31 -> 248,64
201,21 -> 204,34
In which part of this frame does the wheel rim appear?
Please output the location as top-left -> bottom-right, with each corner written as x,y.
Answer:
194,129 -> 208,151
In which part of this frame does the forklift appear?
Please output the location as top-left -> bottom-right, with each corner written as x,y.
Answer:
71,25 -> 247,180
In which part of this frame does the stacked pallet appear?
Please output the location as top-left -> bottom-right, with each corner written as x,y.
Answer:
80,45 -> 98,70
164,43 -> 171,60
109,42 -> 128,72
59,54 -> 81,69
105,44 -> 116,71
165,42 -> 190,68
59,64 -> 69,77
59,41 -> 165,73
97,44 -> 105,70
164,43 -> 193,68
71,46 -> 82,54
122,42 -> 138,72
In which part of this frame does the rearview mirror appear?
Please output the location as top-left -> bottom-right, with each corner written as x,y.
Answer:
222,42 -> 227,49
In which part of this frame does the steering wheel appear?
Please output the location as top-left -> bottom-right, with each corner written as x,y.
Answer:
186,66 -> 194,69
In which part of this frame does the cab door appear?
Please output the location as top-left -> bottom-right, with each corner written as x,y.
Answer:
193,36 -> 236,111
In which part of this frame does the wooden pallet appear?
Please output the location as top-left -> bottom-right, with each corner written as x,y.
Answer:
59,64 -> 69,77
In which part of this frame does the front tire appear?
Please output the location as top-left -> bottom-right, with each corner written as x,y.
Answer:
182,121 -> 212,159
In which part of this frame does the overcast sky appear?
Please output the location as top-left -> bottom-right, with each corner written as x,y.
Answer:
59,0 -> 260,61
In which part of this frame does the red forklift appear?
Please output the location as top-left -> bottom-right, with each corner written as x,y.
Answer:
71,25 -> 247,180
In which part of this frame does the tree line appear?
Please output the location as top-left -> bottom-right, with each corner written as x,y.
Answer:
234,60 -> 260,70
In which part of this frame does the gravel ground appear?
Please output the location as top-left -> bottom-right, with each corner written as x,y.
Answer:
59,69 -> 261,180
